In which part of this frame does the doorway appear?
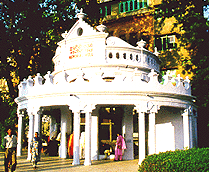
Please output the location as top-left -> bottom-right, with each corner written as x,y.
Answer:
98,107 -> 123,155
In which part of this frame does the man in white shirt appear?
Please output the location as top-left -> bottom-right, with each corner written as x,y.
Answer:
2,128 -> 17,172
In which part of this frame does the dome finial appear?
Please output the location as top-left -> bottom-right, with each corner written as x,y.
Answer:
137,39 -> 146,48
154,47 -> 160,56
77,8 -> 85,21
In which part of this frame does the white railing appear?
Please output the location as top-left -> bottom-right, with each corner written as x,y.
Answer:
105,47 -> 160,72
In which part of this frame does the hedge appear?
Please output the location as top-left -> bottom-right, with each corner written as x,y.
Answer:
138,148 -> 209,172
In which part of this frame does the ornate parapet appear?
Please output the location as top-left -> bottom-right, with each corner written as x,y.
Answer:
18,71 -> 53,97
105,37 -> 160,73
17,68 -> 191,99
147,69 -> 191,96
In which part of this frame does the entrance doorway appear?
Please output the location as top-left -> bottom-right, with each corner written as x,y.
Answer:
99,107 -> 123,155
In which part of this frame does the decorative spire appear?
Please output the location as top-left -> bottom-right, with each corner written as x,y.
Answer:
183,76 -> 190,89
137,39 -> 146,48
34,73 -> 43,86
175,74 -> 183,87
61,31 -> 68,38
44,71 -> 54,85
27,76 -> 34,87
154,47 -> 160,56
77,8 -> 85,21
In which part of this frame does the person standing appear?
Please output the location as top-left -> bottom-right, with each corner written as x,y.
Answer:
67,132 -> 74,159
30,132 -> 42,169
2,128 -> 17,172
46,136 -> 59,156
80,132 -> 85,159
114,133 -> 126,161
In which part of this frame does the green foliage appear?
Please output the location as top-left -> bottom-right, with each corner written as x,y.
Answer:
0,93 -> 17,148
156,0 -> 209,147
159,48 -> 181,70
0,0 -> 77,98
0,0 -> 77,146
139,148 -> 209,172
156,0 -> 209,107
74,0 -> 103,26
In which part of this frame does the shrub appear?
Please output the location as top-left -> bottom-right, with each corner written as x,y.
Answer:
138,148 -> 209,172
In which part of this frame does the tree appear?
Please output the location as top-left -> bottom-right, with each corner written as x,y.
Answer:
0,0 -> 77,97
0,0 -> 77,144
74,0 -> 103,26
156,0 -> 209,147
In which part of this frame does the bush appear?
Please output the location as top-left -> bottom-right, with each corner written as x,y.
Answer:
138,148 -> 209,172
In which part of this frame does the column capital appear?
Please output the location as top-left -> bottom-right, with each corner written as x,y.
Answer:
147,101 -> 160,113
69,105 -> 81,114
134,102 -> 147,113
134,102 -> 160,113
83,104 -> 96,113
181,106 -> 194,117
27,106 -> 42,115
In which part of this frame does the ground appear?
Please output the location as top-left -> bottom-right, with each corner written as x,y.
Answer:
0,150 -> 139,172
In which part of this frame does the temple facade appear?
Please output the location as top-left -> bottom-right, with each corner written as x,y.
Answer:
15,10 -> 197,166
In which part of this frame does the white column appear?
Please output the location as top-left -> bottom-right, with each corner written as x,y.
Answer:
60,106 -> 71,158
182,107 -> 194,149
27,113 -> 34,160
138,112 -> 145,165
182,109 -> 190,149
91,115 -> 98,160
148,112 -> 156,155
122,106 -> 134,160
194,110 -> 198,147
34,108 -> 42,135
73,111 -> 80,165
17,110 -> 24,156
189,115 -> 193,148
84,111 -> 92,166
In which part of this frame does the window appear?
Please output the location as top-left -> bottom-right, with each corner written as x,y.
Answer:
125,1 -> 129,11
116,52 -> 120,59
139,0 -> 148,8
123,53 -> 126,59
136,54 -> 139,61
155,35 -> 177,51
101,5 -> 111,16
109,52 -> 113,58
134,0 -> 138,10
130,54 -> 133,60
119,0 -> 148,13
77,27 -> 83,36
106,5 -> 111,16
130,1 -> 133,11
120,2 -> 124,13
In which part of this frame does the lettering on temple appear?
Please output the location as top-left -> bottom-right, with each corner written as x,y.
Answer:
69,43 -> 93,59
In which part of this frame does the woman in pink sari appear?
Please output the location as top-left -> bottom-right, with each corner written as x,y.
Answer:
114,134 -> 126,161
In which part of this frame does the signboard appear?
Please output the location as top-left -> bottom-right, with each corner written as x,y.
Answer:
69,43 -> 93,59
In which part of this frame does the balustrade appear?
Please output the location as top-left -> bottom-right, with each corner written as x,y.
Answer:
105,48 -> 159,71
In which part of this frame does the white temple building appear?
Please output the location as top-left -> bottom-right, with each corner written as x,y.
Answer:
15,10 -> 197,166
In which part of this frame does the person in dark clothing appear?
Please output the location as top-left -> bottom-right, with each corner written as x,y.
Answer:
47,137 -> 59,156
2,128 -> 17,172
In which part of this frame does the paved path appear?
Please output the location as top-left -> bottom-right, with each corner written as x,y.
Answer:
0,152 -> 139,172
